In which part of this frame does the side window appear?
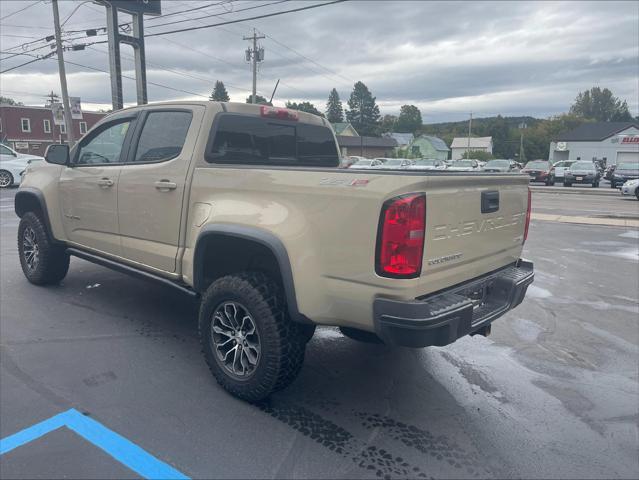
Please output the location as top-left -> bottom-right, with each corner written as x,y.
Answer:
0,145 -> 13,156
208,115 -> 339,167
75,120 -> 131,165
132,111 -> 192,163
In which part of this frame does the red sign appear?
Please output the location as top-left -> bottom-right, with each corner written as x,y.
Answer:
621,136 -> 639,143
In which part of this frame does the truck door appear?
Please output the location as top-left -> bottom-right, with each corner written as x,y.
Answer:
116,107 -> 203,273
58,117 -> 136,256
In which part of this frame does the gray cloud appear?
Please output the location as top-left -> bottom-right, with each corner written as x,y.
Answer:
1,0 -> 637,122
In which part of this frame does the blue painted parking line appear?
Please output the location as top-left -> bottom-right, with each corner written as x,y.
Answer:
0,409 -> 189,480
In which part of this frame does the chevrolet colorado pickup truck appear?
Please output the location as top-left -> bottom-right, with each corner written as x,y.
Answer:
15,101 -> 534,402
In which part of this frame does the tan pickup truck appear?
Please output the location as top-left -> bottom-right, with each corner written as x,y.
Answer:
15,101 -> 534,402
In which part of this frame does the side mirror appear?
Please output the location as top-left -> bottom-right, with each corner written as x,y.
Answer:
45,144 -> 69,165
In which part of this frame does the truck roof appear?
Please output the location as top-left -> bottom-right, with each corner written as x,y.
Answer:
112,101 -> 327,127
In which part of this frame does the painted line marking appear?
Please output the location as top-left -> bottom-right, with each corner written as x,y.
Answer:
0,409 -> 189,479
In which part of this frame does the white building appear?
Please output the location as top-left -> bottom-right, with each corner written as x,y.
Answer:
549,122 -> 639,165
450,136 -> 493,160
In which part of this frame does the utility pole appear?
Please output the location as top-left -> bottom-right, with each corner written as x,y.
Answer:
466,111 -> 472,159
519,122 -> 527,163
52,0 -> 75,147
244,29 -> 265,104
46,91 -> 59,107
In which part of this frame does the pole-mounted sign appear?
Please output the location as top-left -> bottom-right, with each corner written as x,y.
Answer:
94,1 -> 162,110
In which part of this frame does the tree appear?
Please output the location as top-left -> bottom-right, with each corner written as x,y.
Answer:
569,87 -> 633,122
285,101 -> 323,116
209,80 -> 230,102
0,96 -> 22,106
461,150 -> 494,161
325,88 -> 344,123
245,94 -> 271,105
395,105 -> 422,133
379,114 -> 397,133
345,81 -> 380,136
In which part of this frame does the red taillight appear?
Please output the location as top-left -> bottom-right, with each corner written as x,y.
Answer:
260,105 -> 299,121
376,193 -> 426,278
523,187 -> 531,244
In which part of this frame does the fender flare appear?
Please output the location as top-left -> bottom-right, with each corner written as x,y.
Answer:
14,187 -> 60,243
193,224 -> 310,324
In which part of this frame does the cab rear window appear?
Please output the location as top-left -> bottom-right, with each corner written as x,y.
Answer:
206,114 -> 339,167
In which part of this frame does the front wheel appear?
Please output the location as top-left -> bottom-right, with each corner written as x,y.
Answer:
0,170 -> 14,188
198,272 -> 306,402
18,212 -> 69,285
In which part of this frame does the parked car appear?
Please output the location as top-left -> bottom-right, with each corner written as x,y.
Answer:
15,101 -> 534,402
374,158 -> 413,169
611,162 -> 639,188
521,160 -> 555,185
603,164 -> 616,180
350,158 -> 384,169
552,160 -> 575,181
620,179 -> 639,199
341,155 -> 365,168
482,159 -> 519,173
563,161 -> 601,187
447,159 -> 480,171
0,144 -> 44,188
408,159 -> 447,171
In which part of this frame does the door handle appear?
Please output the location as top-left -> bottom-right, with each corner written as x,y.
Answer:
154,180 -> 177,191
98,178 -> 114,187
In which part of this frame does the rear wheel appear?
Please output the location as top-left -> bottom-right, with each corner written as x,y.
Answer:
0,170 -> 14,188
198,272 -> 306,402
18,212 -> 69,285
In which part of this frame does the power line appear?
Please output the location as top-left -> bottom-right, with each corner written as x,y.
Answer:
0,51 -> 54,74
0,0 -> 41,22
146,0 -> 289,30
144,1 -> 346,38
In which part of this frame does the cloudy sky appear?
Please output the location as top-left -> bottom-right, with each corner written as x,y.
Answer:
0,0 -> 637,122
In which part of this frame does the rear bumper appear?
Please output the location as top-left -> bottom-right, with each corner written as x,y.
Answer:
565,174 -> 597,184
373,260 -> 534,347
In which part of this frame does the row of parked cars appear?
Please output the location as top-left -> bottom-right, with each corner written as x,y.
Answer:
345,156 -> 639,195
0,144 -> 44,188
346,156 -> 522,172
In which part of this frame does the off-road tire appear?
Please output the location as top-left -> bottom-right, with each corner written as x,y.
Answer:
0,170 -> 14,188
18,212 -> 69,285
198,272 -> 306,402
340,326 -> 384,344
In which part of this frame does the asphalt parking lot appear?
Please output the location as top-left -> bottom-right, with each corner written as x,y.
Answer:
1,187 -> 638,479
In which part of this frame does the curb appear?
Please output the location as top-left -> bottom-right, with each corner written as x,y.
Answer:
530,186 -> 620,196
531,213 -> 639,228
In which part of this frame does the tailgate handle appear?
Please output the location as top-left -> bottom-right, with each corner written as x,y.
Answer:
481,190 -> 500,213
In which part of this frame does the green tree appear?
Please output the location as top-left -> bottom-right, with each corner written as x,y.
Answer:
395,105 -> 422,133
379,114 -> 397,133
569,87 -> 633,122
325,88 -> 344,123
345,81 -> 380,136
245,94 -> 272,105
285,101 -> 323,116
209,80 -> 230,102
0,96 -> 22,105
461,150 -> 494,161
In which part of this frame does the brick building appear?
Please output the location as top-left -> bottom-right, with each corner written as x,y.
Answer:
0,104 -> 106,156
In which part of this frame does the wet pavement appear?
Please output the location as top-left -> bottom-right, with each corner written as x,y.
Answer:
1,187 -> 638,479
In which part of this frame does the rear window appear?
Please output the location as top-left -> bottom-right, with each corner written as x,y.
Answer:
526,161 -> 548,169
207,114 -> 339,167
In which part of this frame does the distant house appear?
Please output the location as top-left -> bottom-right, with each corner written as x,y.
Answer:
383,132 -> 414,149
450,136 -> 493,160
0,103 -> 106,155
336,135 -> 397,158
408,135 -> 450,161
331,122 -> 359,136
549,122 -> 639,165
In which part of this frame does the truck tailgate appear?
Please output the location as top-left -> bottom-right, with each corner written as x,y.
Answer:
421,175 -> 529,277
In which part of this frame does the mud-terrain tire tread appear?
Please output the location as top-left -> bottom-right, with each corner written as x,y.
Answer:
18,212 -> 69,285
198,271 -> 306,402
